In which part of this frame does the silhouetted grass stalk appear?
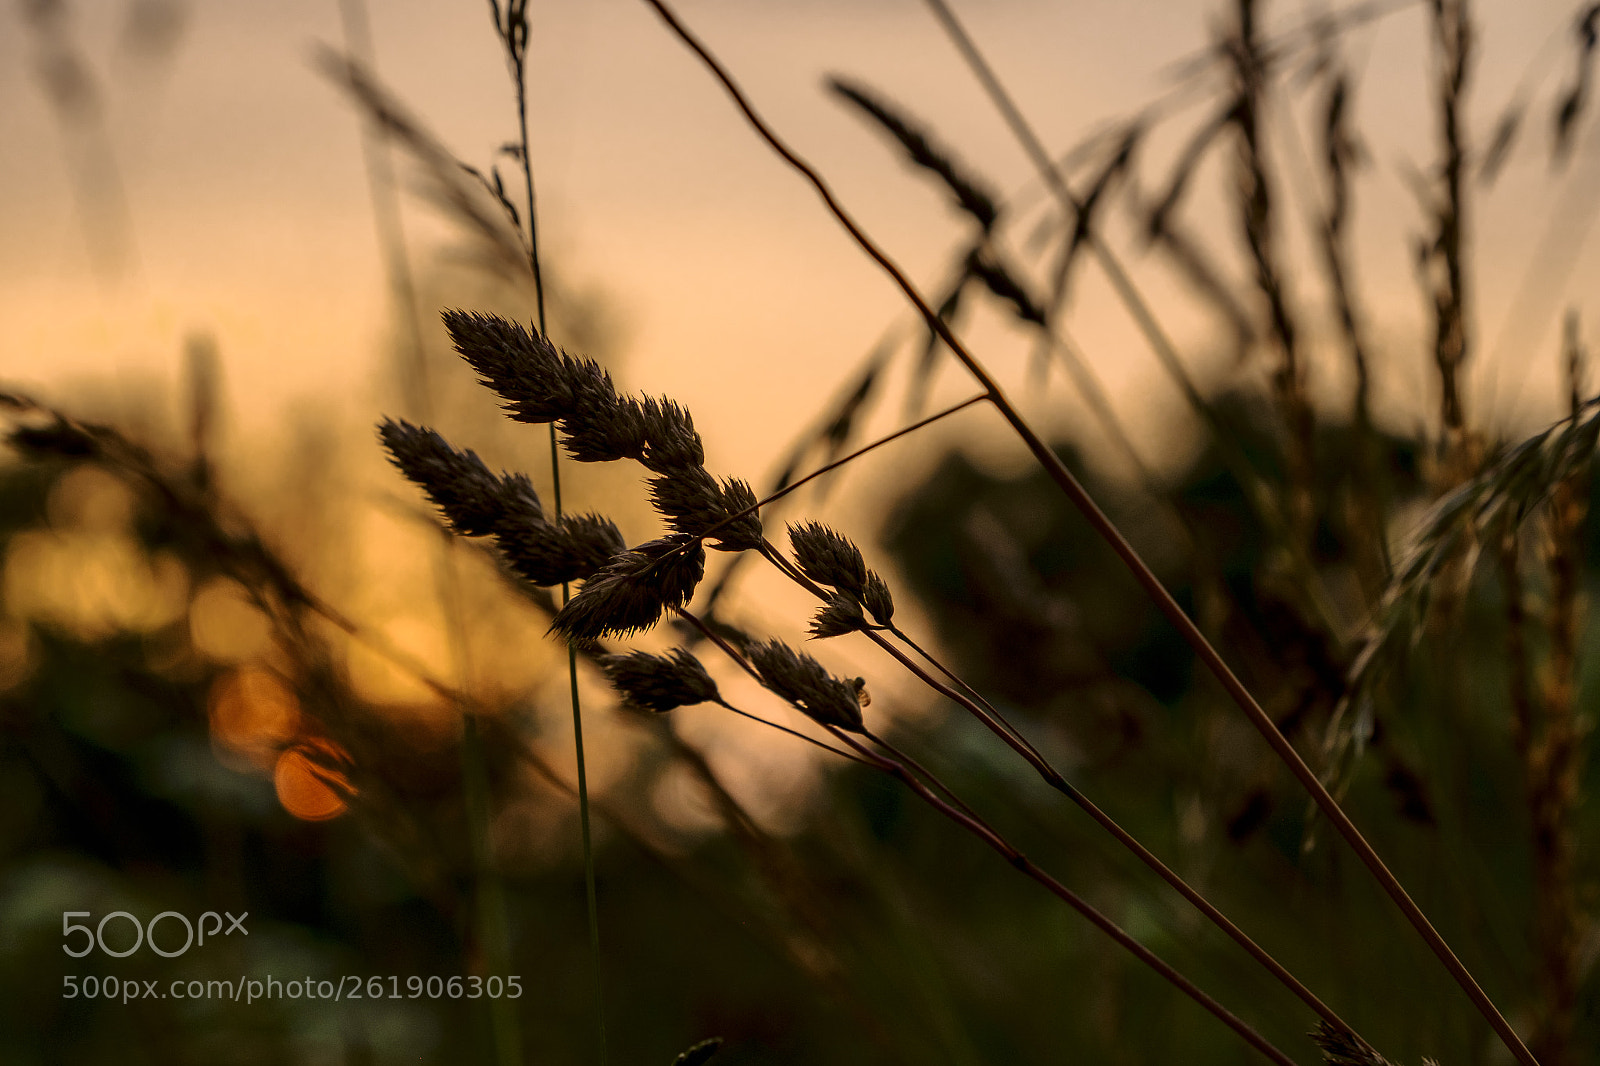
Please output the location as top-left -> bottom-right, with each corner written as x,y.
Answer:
1428,0 -> 1472,457
1229,0 -> 1316,552
673,607 -> 1299,1066
919,0 -> 1345,640
759,524 -> 1369,1043
635,2 -> 1537,1061
486,2 -> 609,1061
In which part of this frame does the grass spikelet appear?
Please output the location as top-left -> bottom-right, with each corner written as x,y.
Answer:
1329,398 -> 1600,784
600,648 -> 720,713
443,308 -> 582,424
559,375 -> 647,464
317,53 -> 532,282
788,521 -> 868,595
637,396 -> 705,473
860,570 -> 895,625
967,246 -> 1046,326
496,512 -> 626,587
1553,4 -> 1600,164
827,76 -> 1000,231
379,416 -> 623,585
1425,0 -> 1473,443
552,534 -> 707,640
1478,96 -> 1524,185
786,524 -> 894,624
649,468 -> 763,551
378,416 -> 540,535
747,638 -> 866,733
809,593 -> 867,639
1309,1022 -> 1398,1066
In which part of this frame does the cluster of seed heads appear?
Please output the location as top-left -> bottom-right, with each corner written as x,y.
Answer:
379,418 -> 624,587
381,311 -> 879,741
437,310 -> 764,639
788,521 -> 895,637
601,635 -> 868,740
380,312 -> 768,639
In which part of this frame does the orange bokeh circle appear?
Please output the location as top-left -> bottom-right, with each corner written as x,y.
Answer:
273,737 -> 353,822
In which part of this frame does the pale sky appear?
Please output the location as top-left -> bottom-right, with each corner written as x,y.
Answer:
2,0 -> 1597,477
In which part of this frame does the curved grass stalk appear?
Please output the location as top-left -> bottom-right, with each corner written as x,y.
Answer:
678,608 -> 1299,1065
635,3 -> 1537,1061
760,536 -> 1368,1046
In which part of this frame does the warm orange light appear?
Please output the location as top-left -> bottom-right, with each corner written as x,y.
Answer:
274,738 -> 353,822
208,666 -> 300,770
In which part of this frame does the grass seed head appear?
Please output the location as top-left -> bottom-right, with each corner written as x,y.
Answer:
748,638 -> 866,733
828,76 -> 1000,232
861,569 -> 895,624
600,647 -> 721,713
1310,1022 -> 1398,1066
558,367 -> 647,463
638,396 -> 706,474
444,309 -> 576,424
650,468 -> 763,551
810,593 -> 867,638
551,534 -> 706,640
788,521 -> 868,594
496,511 -> 626,587
379,417 -> 532,537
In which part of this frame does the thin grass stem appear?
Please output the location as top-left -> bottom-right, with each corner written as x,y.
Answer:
815,726 -> 1300,1066
754,538 -> 1367,1043
694,392 -> 987,565
714,697 -> 872,765
924,0 -> 1347,638
695,376 -> 974,615
677,598 -> 1297,1063
495,3 -> 607,1059
878,623 -> 1365,1044
861,729 -> 988,828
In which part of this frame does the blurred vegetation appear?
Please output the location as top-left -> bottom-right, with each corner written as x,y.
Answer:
8,0 -> 1600,1064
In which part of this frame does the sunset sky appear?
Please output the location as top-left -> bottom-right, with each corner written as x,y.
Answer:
5,0 -> 1598,487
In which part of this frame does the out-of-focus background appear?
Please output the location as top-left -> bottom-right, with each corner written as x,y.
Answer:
3,0 -> 1600,1063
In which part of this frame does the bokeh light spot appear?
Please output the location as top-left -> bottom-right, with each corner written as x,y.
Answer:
274,738 -> 352,821
208,665 -> 300,770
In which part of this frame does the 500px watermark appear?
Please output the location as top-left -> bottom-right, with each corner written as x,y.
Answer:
62,974 -> 525,1003
62,911 -> 247,958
